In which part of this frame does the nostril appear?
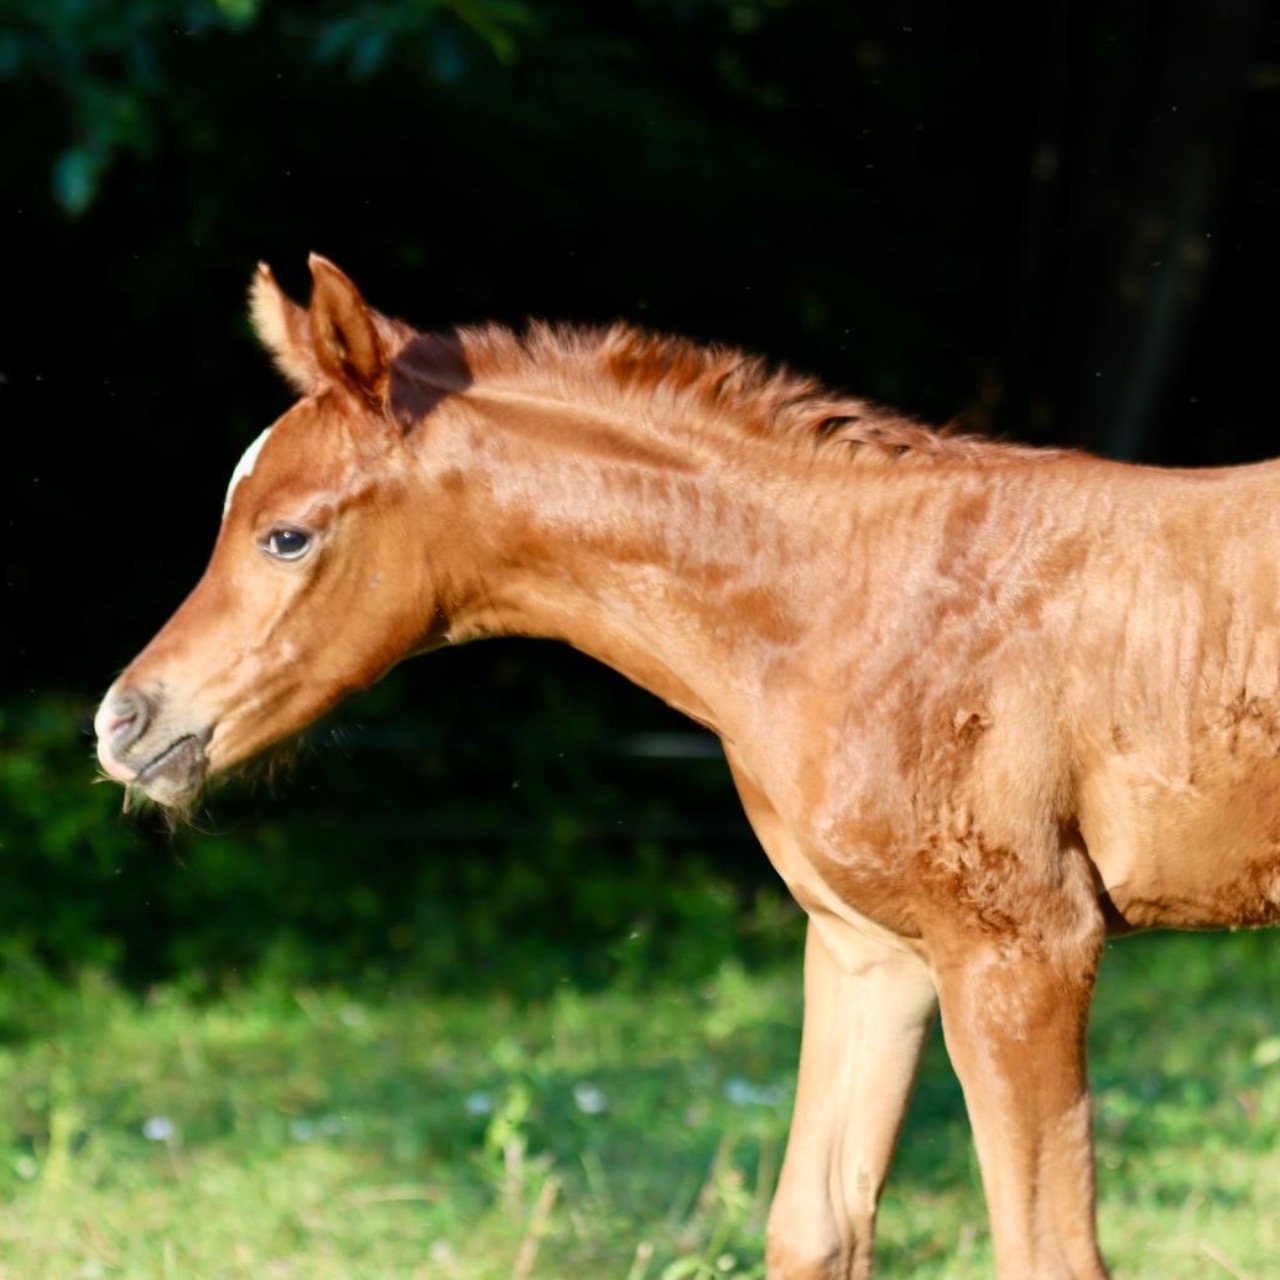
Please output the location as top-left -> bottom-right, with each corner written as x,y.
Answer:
103,688 -> 153,752
106,712 -> 137,744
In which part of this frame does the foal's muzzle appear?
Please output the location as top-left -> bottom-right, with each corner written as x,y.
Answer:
94,685 -> 210,807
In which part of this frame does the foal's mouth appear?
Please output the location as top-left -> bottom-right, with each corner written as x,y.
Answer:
135,733 -> 203,782
130,732 -> 210,807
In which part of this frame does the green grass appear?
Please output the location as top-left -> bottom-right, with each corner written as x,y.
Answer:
0,931 -> 1275,1279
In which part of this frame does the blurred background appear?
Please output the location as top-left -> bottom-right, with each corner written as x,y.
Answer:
2,0 -> 1277,998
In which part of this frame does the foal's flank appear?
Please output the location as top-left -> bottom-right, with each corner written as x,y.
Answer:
96,256 -> 1280,1279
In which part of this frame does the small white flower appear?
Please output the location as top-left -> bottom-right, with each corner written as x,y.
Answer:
724,1077 -> 784,1107
573,1082 -> 608,1115
1254,1036 -> 1280,1067
291,1114 -> 344,1141
142,1116 -> 175,1141
464,1091 -> 494,1117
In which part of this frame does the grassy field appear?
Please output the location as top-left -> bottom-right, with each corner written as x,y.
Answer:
0,930 -> 1275,1279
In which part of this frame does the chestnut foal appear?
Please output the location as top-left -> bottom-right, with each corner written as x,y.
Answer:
96,257 -> 1280,1278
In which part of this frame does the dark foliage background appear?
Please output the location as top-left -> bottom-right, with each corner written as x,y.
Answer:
1,0 -> 1276,996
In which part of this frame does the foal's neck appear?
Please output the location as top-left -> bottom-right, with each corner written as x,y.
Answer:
430,381 -> 828,739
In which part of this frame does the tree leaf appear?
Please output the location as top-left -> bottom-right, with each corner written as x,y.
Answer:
52,145 -> 104,216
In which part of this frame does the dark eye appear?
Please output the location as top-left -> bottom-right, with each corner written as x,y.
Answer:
262,528 -> 312,561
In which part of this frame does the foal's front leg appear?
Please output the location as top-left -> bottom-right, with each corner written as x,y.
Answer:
767,920 -> 937,1280
725,753 -> 937,1278
931,916 -> 1110,1280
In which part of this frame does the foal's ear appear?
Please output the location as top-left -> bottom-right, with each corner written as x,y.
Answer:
307,254 -> 388,405
249,262 -> 323,394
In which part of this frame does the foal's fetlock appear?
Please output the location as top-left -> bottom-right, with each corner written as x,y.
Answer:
764,1239 -> 844,1280
765,1230 -> 871,1280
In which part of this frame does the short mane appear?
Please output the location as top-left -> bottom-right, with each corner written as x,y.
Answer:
445,321 -> 1061,468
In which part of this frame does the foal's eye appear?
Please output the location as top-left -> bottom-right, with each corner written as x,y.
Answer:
262,528 -> 312,561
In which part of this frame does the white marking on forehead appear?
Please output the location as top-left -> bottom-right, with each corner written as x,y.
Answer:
223,427 -> 273,518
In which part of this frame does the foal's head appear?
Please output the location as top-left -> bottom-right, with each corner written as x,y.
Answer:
95,257 -> 458,809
